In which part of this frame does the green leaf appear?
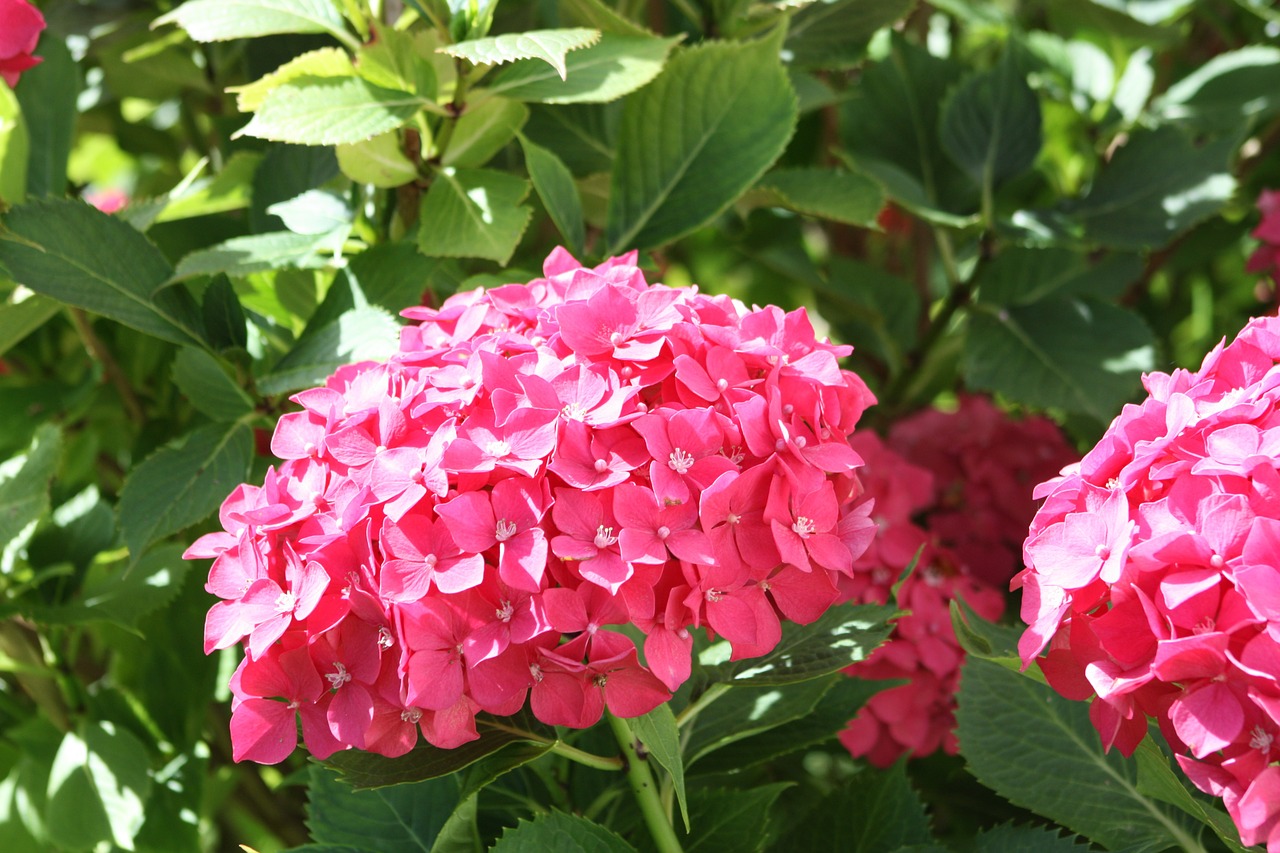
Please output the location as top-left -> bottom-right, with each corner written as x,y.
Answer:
1134,738 -> 1252,853
963,297 -> 1154,422
784,0 -> 915,70
441,97 -> 529,168
269,189 -> 352,235
607,36 -> 798,252
256,306 -> 401,395
957,657 -> 1200,853
444,29 -> 602,80
0,425 -> 59,554
1154,45 -> 1280,130
239,76 -> 428,146
0,199 -> 204,346
202,276 -> 248,351
155,0 -> 354,47
820,257 -> 918,374
153,152 -> 261,224
708,603 -> 897,685
972,824 -> 1089,852
173,230 -> 345,280
940,51 -> 1042,193
486,33 -> 679,104
519,132 -> 586,256
33,544 -> 192,630
0,292 -> 58,358
629,704 -> 688,830
560,0 -> 654,37
118,422 -> 253,560
251,143 -> 340,233
678,784 -> 790,853
0,81 -> 28,207
491,811 -> 636,853
338,133 -> 418,187
786,763 -> 933,852
45,722 -> 152,852
522,103 -> 618,175
343,242 -> 462,315
417,167 -> 532,264
307,763 -> 462,853
685,677 -> 834,767
840,156 -> 980,229
171,347 -> 255,421
747,167 -> 883,227
322,712 -> 555,790
15,37 -> 78,200
357,25 -> 439,98
233,47 -> 355,113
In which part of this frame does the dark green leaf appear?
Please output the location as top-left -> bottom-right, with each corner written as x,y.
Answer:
30,544 -> 192,630
256,305 -> 401,395
240,76 -> 428,146
0,424 -> 60,552
957,657 -> 1200,853
202,276 -> 249,350
1134,737 -> 1252,853
678,784 -> 790,853
117,422 -> 254,560
607,35 -> 798,251
344,242 -> 460,315
708,603 -> 897,685
559,0 -> 654,37
442,97 -> 529,169
822,257 -> 919,373
963,297 -> 1153,422
685,677 -> 833,767
940,51 -> 1042,192
519,132 -> 586,256
417,168 -> 532,264
1154,46 -> 1280,130
629,704 -> 687,829
0,294 -> 59,358
25,486 -> 114,573
172,347 -> 255,421
487,33 -> 679,104
15,37 -> 78,200
522,103 -> 618,175
0,200 -> 204,346
786,763 -> 932,852
307,763 -> 461,852
747,168 -> 883,227
784,0 -> 915,70
45,721 -> 152,852
972,824 -> 1089,853
491,811 -> 636,853
252,144 -> 340,233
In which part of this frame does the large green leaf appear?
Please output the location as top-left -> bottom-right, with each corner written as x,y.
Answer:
940,50 -> 1042,195
233,47 -> 355,113
957,658 -> 1201,853
45,722 -> 151,852
963,297 -> 1153,422
0,82 -> 28,207
972,824 -> 1089,852
0,293 -> 59,358
485,33 -> 679,104
155,0 -> 355,47
337,133 -> 418,188
251,144 -> 340,233
0,425 -> 60,553
172,230 -> 344,280
491,812 -> 636,853
256,305 -> 402,395
519,132 -> 586,256
416,167 -> 532,264
629,704 -> 688,829
706,603 -> 897,685
606,36 -> 797,252
15,37 -> 78,200
152,152 -> 261,224
171,347 -> 255,421
1154,45 -> 1280,130
31,545 -> 192,631
784,0 -> 915,70
443,29 -> 602,79
746,167 -> 883,227
677,784 -> 790,853
784,763 -> 933,852
0,200 -> 204,346
239,76 -> 429,146
307,764 -> 462,853
973,247 -> 1142,306
441,97 -> 529,168
117,422 -> 254,561
559,0 -> 654,37
1134,738 -> 1252,853
685,677 -> 833,767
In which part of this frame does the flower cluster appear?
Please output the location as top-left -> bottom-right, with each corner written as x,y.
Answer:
1248,190 -> 1280,282
1018,314 -> 1280,851
190,249 -> 880,764
0,0 -> 44,89
840,396 -> 1075,766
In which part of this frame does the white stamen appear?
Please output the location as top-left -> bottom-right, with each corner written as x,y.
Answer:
497,600 -> 515,622
377,627 -> 394,650
656,526 -> 671,540
1251,725 -> 1273,752
668,448 -> 695,474
496,519 -> 518,542
326,662 -> 351,689
486,439 -> 512,458
561,401 -> 587,421
594,525 -> 618,548
401,708 -> 423,724
791,516 -> 816,538
529,663 -> 544,683
274,591 -> 296,614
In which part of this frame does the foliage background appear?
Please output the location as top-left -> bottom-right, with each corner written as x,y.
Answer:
0,0 -> 1278,850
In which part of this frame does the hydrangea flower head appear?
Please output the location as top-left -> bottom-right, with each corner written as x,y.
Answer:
189,249 -> 879,763
1018,314 -> 1280,851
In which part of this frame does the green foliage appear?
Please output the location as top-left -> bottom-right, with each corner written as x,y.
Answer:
784,763 -> 934,852
444,29 -> 602,79
491,811 -> 636,852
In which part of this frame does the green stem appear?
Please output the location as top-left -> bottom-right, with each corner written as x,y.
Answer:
675,682 -> 730,728
549,740 -> 626,771
608,713 -> 685,853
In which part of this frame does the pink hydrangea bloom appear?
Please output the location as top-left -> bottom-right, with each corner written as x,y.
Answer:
189,248 -> 879,763
1248,190 -> 1280,280
1018,313 -> 1280,851
838,397 -> 1076,767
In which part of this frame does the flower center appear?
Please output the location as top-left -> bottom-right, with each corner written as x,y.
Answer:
486,439 -> 512,458
593,673 -> 608,688
497,600 -> 515,622
274,590 -> 296,614
401,708 -> 423,724
594,458 -> 609,473
1251,725 -> 1273,753
496,519 -> 518,542
791,516 -> 816,538
1193,617 -> 1216,635
668,448 -> 695,474
594,525 -> 618,549
529,663 -> 544,683
1094,544 -> 1111,561
377,627 -> 394,650
657,526 -> 671,540
326,662 -> 351,690
561,401 -> 587,421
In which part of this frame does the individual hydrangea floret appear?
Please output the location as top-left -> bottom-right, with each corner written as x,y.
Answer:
1017,314 -> 1280,851
188,248 -> 879,763
840,397 -> 1076,767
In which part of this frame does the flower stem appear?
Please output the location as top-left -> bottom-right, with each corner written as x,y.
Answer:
549,740 -> 625,772
675,682 -> 730,728
608,713 -> 685,853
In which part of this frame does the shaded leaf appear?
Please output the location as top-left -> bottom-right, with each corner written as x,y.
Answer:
1154,45 -> 1280,130
443,29 -> 601,79
486,33 -> 679,104
307,763 -> 461,852
0,424 -> 60,554
14,37 -> 78,200
32,544 -> 192,630
629,704 -> 687,829
441,97 -> 529,168
685,677 -> 833,767
491,811 -> 636,853
118,422 -> 254,560
202,276 -> 248,351
940,51 -> 1042,192
972,824 -> 1090,853
785,0 -> 915,70
519,132 -> 585,256
417,167 -> 532,264
1134,737 -> 1252,853
607,36 -> 797,251
45,722 -> 151,852
256,306 -> 401,395
786,763 -> 932,852
678,784 -> 790,853
747,167 -> 883,227
172,347 -> 255,421
0,292 -> 58,358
